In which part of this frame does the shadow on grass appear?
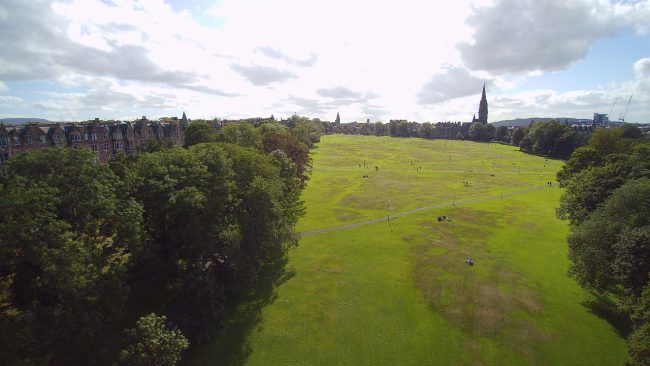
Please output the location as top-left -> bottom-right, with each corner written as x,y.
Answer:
182,257 -> 295,366
582,293 -> 632,338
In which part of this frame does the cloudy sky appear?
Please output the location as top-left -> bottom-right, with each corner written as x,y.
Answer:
0,0 -> 649,123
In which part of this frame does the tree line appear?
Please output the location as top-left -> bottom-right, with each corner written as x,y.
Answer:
322,119 -> 590,159
0,117 -> 320,365
556,124 -> 649,365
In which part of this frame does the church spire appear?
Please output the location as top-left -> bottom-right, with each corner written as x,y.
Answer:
180,111 -> 189,129
478,82 -> 488,124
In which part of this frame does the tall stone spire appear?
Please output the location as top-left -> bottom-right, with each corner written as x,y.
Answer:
478,83 -> 488,124
180,111 -> 189,129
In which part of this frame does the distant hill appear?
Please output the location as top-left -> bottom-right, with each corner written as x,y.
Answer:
0,118 -> 52,125
492,117 -> 591,127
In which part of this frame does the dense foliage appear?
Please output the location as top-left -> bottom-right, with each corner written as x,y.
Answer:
119,314 -> 189,366
0,118 -> 315,365
556,124 -> 649,365
518,120 -> 586,158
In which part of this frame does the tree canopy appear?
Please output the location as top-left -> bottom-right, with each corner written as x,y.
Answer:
0,118 -> 312,365
556,127 -> 649,364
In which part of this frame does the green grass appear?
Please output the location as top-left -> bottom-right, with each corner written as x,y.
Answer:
186,135 -> 627,365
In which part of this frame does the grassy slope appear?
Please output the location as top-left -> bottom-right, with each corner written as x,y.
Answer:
188,135 -> 627,365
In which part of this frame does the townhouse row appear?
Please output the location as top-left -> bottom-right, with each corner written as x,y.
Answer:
0,116 -> 187,164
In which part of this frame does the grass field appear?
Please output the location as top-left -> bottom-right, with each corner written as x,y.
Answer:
186,135 -> 627,365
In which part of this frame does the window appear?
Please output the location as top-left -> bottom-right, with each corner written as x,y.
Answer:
39,135 -> 46,144
0,136 -> 7,147
91,133 -> 97,141
0,152 -> 10,162
84,133 -> 89,141
91,144 -> 98,152
54,134 -> 63,143
114,142 -> 123,150
104,143 -> 109,151
104,133 -> 109,140
26,136 -> 33,145
13,136 -> 20,146
70,133 -> 81,142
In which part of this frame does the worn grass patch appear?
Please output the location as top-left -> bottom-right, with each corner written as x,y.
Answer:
413,209 -> 548,362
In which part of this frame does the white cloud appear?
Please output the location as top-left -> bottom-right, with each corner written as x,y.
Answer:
457,0 -> 619,74
0,0 -> 648,123
634,57 -> 650,79
0,96 -> 24,108
417,66 -> 490,104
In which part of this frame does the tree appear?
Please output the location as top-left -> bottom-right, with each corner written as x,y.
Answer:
290,117 -> 323,148
374,121 -> 387,136
557,142 -> 650,225
138,138 -> 175,153
588,127 -> 629,155
556,146 -> 603,184
565,178 -> 650,291
511,127 -> 525,146
397,121 -> 410,137
119,314 -> 189,366
468,122 -> 493,142
130,143 -> 301,340
494,126 -> 508,142
262,131 -> 311,181
517,120 -> 583,158
0,147 -> 133,365
258,121 -> 289,137
388,120 -> 399,136
421,122 -> 434,139
626,322 -> 650,366
184,121 -> 217,147
619,123 -> 644,140
219,121 -> 261,149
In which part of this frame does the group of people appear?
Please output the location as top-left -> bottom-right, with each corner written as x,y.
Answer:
437,215 -> 451,222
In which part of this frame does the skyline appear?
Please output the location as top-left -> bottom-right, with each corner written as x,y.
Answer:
0,0 -> 649,123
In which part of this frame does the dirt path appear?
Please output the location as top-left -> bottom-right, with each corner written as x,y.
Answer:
298,185 -> 548,237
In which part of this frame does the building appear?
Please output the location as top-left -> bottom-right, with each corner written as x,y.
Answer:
592,113 -> 609,128
472,83 -> 488,124
0,116 -> 186,167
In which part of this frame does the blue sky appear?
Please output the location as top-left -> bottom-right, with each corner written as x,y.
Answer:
0,0 -> 649,123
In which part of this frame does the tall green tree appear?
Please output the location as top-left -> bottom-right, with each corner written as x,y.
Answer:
0,147 -> 134,365
184,121 -> 218,147
511,126 -> 525,146
262,131 -> 311,181
119,314 -> 189,366
566,178 -> 650,292
494,125 -> 508,142
219,121 -> 262,149
130,143 -> 301,340
557,129 -> 650,364
518,120 -> 583,158
290,117 -> 323,148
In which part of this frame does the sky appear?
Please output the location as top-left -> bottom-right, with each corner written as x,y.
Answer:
0,0 -> 649,123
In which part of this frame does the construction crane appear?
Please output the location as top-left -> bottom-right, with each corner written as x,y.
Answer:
619,94 -> 633,122
609,98 -> 617,117
608,98 -> 617,127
